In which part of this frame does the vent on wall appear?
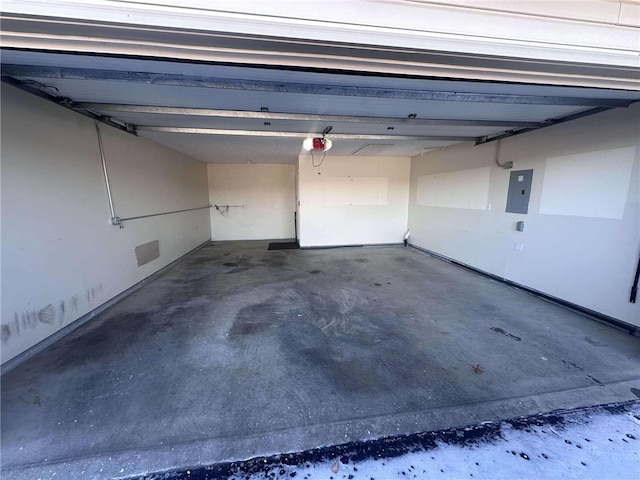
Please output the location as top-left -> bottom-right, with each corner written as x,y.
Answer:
135,240 -> 160,266
351,144 -> 394,155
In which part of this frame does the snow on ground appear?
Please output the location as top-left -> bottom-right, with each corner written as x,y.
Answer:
139,401 -> 640,480
226,403 -> 640,480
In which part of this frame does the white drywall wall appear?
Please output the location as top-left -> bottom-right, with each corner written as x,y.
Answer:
298,155 -> 410,247
1,85 -> 211,364
539,146 -> 635,219
408,104 -> 640,326
207,163 -> 295,240
417,167 -> 491,210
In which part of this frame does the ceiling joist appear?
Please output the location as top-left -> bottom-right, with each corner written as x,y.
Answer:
136,126 -> 473,142
76,103 -> 541,128
2,65 -> 635,107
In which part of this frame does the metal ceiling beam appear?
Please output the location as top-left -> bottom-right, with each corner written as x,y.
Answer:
136,126 -> 473,141
1,75 -> 137,135
475,106 -> 616,145
2,65 -> 635,107
77,103 -> 542,128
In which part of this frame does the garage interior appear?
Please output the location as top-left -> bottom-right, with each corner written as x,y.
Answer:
1,1 -> 640,479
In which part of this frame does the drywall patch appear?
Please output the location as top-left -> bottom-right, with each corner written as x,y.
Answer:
135,240 -> 160,267
540,146 -> 636,219
322,177 -> 389,206
417,167 -> 491,210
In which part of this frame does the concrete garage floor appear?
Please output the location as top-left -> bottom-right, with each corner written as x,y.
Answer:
2,241 -> 639,479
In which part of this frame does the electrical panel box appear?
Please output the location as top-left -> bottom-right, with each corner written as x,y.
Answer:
506,169 -> 533,214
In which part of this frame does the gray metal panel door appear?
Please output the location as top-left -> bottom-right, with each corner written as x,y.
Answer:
506,169 -> 533,214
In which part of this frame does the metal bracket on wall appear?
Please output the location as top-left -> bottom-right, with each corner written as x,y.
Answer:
475,107 -> 619,145
214,204 -> 247,216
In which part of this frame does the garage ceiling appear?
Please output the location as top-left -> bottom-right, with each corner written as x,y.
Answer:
1,1 -> 639,164
3,50 -> 640,164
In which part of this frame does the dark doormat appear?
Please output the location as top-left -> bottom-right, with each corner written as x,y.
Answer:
268,241 -> 300,251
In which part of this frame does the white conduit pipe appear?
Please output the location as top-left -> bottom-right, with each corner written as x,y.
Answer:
95,121 -> 211,226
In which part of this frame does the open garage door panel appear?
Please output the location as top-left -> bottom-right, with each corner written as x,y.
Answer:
2,49 -> 639,164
